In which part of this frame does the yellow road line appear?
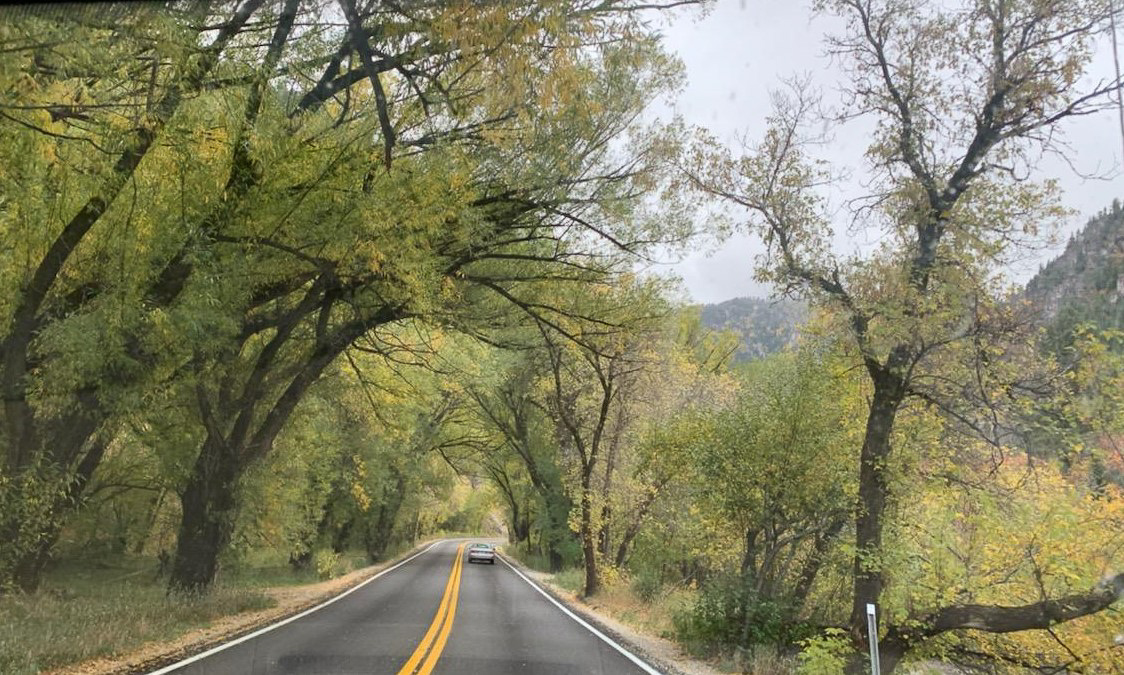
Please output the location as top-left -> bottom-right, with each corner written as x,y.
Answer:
416,543 -> 465,675
397,543 -> 465,675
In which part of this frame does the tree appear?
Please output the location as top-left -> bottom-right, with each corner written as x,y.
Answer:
0,1 -> 273,591
659,345 -> 855,652
461,352 -> 577,569
0,0 -> 700,592
598,307 -> 738,569
532,278 -> 670,596
688,0 -> 1124,669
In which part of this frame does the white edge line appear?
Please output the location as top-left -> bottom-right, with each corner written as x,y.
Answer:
497,554 -> 664,675
146,540 -> 445,675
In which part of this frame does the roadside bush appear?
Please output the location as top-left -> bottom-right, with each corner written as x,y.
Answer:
552,567 -> 585,593
0,466 -> 69,591
672,573 -> 814,656
796,629 -> 850,674
313,549 -> 342,580
630,570 -> 664,602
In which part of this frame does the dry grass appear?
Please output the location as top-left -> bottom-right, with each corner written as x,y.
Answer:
584,576 -> 694,641
0,576 -> 272,675
0,548 -> 387,675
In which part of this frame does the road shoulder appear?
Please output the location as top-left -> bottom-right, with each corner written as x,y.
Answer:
497,554 -> 728,675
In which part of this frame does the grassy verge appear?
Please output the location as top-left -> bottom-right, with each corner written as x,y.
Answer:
0,543 -> 416,675
503,546 -> 693,650
502,547 -> 802,673
0,559 -> 272,674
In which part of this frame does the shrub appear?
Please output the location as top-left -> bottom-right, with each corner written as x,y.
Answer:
630,570 -> 664,602
796,629 -> 851,674
553,567 -> 585,593
313,549 -> 342,580
672,573 -> 814,656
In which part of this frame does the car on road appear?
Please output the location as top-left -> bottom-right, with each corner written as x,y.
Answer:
467,542 -> 496,564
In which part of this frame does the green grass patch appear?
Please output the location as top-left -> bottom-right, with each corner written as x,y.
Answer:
507,548 -> 553,573
0,548 -> 394,674
551,567 -> 585,593
0,543 -> 439,674
0,575 -> 272,674
223,549 -> 370,588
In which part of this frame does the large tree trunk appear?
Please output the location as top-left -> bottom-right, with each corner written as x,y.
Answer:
11,541 -> 52,593
169,434 -> 241,593
365,473 -> 406,562
598,504 -> 612,559
579,471 -> 600,597
514,507 -> 531,544
167,311 -> 377,592
597,417 -> 622,559
508,497 -> 533,545
849,382 -> 904,642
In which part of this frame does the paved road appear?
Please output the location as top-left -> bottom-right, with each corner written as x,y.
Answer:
152,540 -> 659,675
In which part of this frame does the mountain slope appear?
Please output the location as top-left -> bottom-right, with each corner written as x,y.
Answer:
1023,198 -> 1124,350
698,296 -> 806,362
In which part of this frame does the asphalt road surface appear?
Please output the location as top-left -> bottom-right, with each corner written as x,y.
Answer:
150,540 -> 661,675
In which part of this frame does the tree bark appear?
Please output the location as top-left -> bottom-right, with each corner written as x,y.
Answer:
849,379 -> 904,642
169,434 -> 241,593
365,472 -> 406,562
579,471 -> 600,597
867,572 -> 1124,673
792,517 -> 844,609
598,411 -> 624,559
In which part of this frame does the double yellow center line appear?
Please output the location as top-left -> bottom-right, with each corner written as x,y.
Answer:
397,543 -> 466,675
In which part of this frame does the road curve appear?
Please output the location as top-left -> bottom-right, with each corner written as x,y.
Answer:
150,540 -> 661,675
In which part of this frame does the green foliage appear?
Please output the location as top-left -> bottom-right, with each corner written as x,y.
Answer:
672,573 -> 816,656
551,568 -> 587,594
0,0 -> 701,594
313,549 -> 343,581
795,629 -> 850,675
0,466 -> 69,591
630,569 -> 664,602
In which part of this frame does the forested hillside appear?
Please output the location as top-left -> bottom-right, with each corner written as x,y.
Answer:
1023,199 -> 1124,351
698,296 -> 806,361
1,2 -> 1122,675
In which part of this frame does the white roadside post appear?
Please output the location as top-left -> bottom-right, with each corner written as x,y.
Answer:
866,603 -> 881,675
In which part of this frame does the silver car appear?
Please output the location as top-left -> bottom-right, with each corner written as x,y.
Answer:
467,542 -> 496,564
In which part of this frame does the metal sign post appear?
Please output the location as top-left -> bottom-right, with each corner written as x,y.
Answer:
866,603 -> 881,675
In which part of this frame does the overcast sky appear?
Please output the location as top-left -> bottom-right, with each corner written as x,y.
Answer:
647,0 -> 1124,305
